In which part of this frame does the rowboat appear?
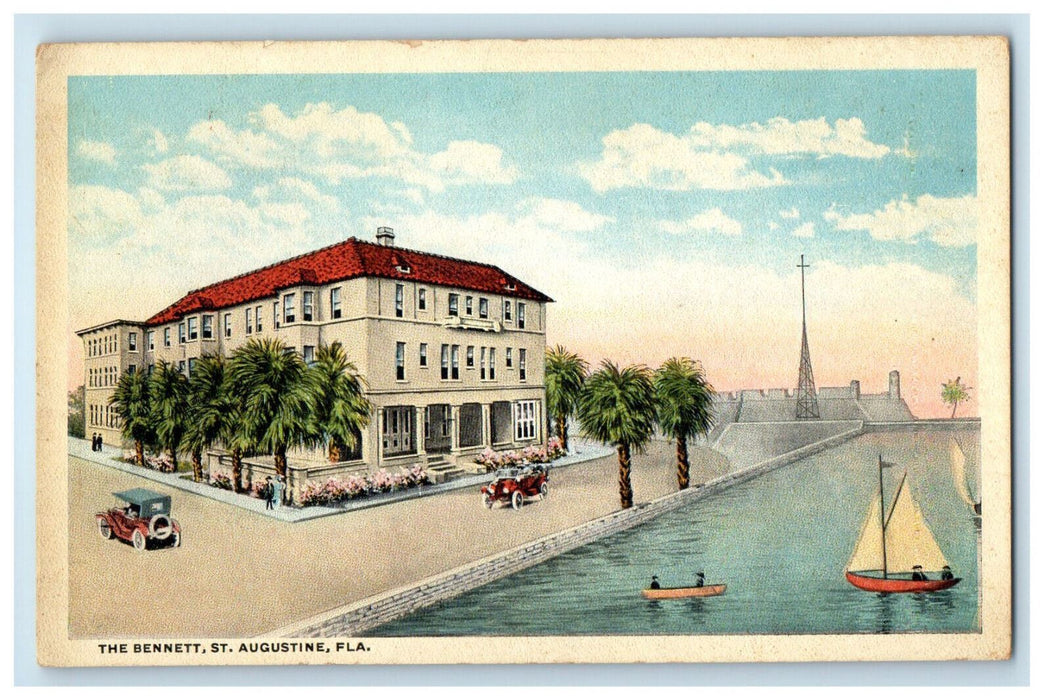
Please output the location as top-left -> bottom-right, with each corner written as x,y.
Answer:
845,454 -> 960,594
641,584 -> 726,600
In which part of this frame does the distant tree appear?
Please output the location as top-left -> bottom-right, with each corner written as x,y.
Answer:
68,385 -> 85,438
577,361 -> 657,509
304,342 -> 372,462
150,362 -> 189,472
544,345 -> 589,452
227,338 -> 313,501
109,368 -> 154,465
655,357 -> 716,490
181,354 -> 230,482
941,376 -> 971,418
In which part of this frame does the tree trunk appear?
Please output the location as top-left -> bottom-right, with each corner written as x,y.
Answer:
328,441 -> 341,463
168,445 -> 178,474
191,450 -> 203,482
275,445 -> 289,505
557,415 -> 569,452
951,402 -> 958,418
231,447 -> 243,493
617,443 -> 633,509
134,440 -> 144,466
676,433 -> 691,490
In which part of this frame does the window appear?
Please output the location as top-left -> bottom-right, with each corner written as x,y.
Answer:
164,328 -> 171,347
448,293 -> 459,317
224,314 -> 232,338
441,344 -> 450,380
255,306 -> 263,333
178,322 -> 187,344
504,300 -> 512,322
273,302 -> 280,329
331,287 -> 342,319
479,347 -> 487,379
465,296 -> 473,315
188,357 -> 197,374
303,291 -> 314,322
303,345 -> 315,364
202,315 -> 213,339
466,345 -> 475,368
506,347 -> 513,368
147,331 -> 155,351
147,364 -> 154,375
517,302 -> 526,329
187,317 -> 199,341
284,294 -> 295,323
178,360 -> 186,374
246,309 -> 252,334
395,342 -> 405,380
419,343 -> 428,367
479,298 -> 489,319
451,345 -> 460,380
514,400 -> 538,441
394,285 -> 404,318
128,332 -> 138,351
418,288 -> 427,310
489,347 -> 496,380
519,348 -> 527,381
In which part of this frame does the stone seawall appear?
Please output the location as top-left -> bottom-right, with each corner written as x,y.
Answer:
266,421 -> 866,638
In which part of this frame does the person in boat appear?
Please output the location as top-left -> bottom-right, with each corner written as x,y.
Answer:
941,565 -> 954,581
650,575 -> 661,590
695,571 -> 705,588
911,565 -> 928,581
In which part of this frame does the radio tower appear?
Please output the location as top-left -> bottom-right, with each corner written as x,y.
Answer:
795,254 -> 820,420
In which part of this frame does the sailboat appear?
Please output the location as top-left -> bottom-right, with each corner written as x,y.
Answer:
845,455 -> 961,593
950,438 -> 982,518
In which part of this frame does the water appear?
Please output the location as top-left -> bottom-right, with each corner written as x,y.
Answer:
371,430 -> 981,636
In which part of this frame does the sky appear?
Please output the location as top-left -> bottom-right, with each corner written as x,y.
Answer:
67,70 -> 979,417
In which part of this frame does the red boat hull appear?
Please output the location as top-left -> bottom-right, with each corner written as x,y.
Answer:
846,571 -> 960,593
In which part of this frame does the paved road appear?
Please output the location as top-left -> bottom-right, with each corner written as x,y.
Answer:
69,440 -> 731,638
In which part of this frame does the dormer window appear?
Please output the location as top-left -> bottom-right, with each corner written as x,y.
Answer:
392,253 -> 411,274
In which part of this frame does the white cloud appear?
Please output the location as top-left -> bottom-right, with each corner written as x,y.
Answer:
790,222 -> 816,238
68,185 -> 142,239
517,198 -> 612,232
823,194 -> 978,247
141,155 -> 232,192
76,140 -> 117,165
659,208 -> 743,236
150,129 -> 169,155
429,141 -> 518,185
779,207 -> 800,219
690,117 -> 890,159
187,119 -> 283,170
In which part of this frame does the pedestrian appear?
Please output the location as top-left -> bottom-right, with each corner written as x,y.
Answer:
649,575 -> 660,590
90,433 -> 97,451
272,475 -> 284,510
695,571 -> 705,588
263,477 -> 274,510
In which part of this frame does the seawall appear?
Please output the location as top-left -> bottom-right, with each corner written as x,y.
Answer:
266,421 -> 866,637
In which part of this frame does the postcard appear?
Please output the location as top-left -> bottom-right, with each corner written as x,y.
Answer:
36,36 -> 1011,666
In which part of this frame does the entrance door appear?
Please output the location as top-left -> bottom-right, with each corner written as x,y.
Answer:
382,406 -> 415,457
425,404 -> 452,454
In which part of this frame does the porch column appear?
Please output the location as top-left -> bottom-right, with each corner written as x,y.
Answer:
450,404 -> 461,454
539,395 -> 548,444
481,403 -> 492,447
368,406 -> 383,467
415,406 -> 427,456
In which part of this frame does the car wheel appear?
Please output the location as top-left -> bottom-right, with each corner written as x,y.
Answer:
483,494 -> 494,509
171,531 -> 181,548
149,514 -> 172,539
539,482 -> 549,500
511,491 -> 523,510
132,530 -> 147,551
97,517 -> 113,540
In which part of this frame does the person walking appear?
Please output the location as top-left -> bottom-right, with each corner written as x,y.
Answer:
263,477 -> 274,510
271,475 -> 285,510
90,433 -> 97,452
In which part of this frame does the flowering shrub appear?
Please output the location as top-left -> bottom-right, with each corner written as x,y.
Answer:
210,472 -> 233,491
547,436 -> 567,459
145,454 -> 175,473
474,439 -> 566,472
300,466 -> 429,507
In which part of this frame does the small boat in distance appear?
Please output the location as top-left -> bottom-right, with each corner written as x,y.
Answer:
641,584 -> 727,600
845,455 -> 961,594
949,438 -> 982,520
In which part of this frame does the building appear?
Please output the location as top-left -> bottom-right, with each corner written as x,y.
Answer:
76,227 -> 553,477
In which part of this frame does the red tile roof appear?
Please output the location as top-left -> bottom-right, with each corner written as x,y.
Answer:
144,237 -> 553,326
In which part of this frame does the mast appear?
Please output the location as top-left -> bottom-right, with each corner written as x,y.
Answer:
878,454 -> 888,579
795,254 -> 820,419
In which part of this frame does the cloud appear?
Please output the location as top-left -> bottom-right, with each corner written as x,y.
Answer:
659,208 -> 743,236
823,194 -> 978,247
68,185 -> 142,239
186,102 -> 517,193
150,129 -> 169,155
76,140 -> 117,165
141,155 -> 232,192
790,222 -> 816,238
779,207 -> 800,219
517,198 -> 612,232
578,116 -> 890,193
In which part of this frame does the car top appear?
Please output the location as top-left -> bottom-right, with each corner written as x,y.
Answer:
112,488 -> 171,515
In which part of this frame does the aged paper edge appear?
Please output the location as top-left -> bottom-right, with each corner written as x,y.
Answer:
35,36 -> 1012,667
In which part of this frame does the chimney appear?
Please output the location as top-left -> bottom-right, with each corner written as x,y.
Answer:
849,380 -> 860,399
888,370 -> 901,399
375,226 -> 395,246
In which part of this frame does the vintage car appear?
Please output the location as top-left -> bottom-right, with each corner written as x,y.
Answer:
96,488 -> 182,550
481,464 -> 549,510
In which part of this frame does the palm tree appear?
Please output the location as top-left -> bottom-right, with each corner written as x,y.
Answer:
544,345 -> 588,452
109,368 -> 154,465
149,362 -> 189,472
181,354 -> 230,482
304,342 -> 372,462
655,357 -> 715,490
941,376 -> 971,418
227,338 -> 313,501
577,360 -> 657,509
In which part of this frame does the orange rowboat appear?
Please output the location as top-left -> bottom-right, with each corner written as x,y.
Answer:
641,584 -> 726,600
845,571 -> 959,594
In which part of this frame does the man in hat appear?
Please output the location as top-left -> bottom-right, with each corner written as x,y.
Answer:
695,571 -> 705,588
911,565 -> 928,581
649,575 -> 661,590
263,477 -> 274,510
940,565 -> 955,581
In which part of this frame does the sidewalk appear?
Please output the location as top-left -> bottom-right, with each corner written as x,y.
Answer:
68,436 -> 613,523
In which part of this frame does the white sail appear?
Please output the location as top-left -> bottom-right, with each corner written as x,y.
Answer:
884,478 -> 949,573
949,439 -> 977,509
847,493 -> 886,572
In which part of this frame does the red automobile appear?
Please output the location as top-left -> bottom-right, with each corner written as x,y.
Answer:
96,488 -> 182,551
481,464 -> 549,510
